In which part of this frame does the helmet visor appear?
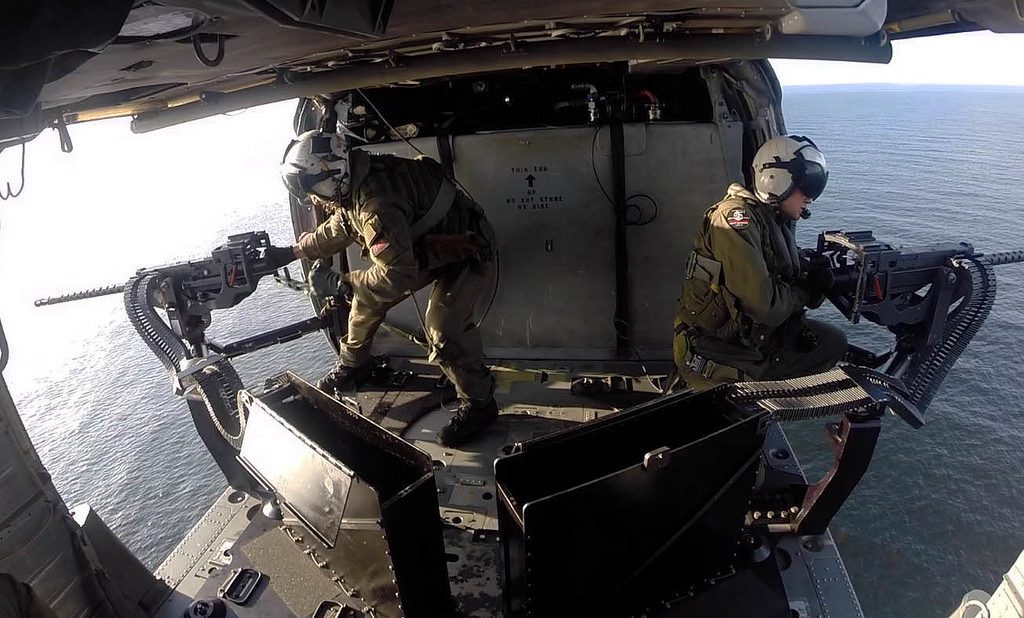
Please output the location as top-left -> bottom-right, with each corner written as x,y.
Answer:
309,135 -> 334,156
281,170 -> 305,198
282,169 -> 333,198
794,161 -> 828,201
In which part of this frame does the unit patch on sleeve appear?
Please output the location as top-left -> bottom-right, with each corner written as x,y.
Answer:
362,215 -> 389,257
371,240 -> 391,256
725,206 -> 751,230
360,212 -> 405,264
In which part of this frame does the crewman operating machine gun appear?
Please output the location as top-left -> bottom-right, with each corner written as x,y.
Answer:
673,135 -> 846,390
265,129 -> 498,447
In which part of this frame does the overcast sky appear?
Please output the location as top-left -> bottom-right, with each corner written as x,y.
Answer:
773,31 -> 1024,85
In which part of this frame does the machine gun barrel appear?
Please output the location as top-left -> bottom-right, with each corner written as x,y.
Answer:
980,250 -> 1024,266
34,284 -> 126,307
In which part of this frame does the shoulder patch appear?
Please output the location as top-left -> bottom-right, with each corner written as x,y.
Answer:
725,206 -> 751,230
361,214 -> 383,246
359,211 -> 409,265
371,239 -> 391,257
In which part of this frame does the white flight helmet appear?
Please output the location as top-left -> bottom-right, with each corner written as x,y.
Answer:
280,129 -> 350,199
752,135 -> 828,203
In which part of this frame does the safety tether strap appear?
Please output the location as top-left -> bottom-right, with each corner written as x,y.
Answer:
410,178 -> 457,238
436,130 -> 455,176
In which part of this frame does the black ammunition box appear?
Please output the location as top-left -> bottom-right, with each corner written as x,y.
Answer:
239,373 -> 451,617
495,389 -> 767,617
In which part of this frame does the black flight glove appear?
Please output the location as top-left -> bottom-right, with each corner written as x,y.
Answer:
806,265 -> 835,292
801,264 -> 835,310
264,245 -> 297,269
799,248 -> 830,273
308,259 -> 353,303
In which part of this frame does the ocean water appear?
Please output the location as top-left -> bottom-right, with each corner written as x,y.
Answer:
0,101 -> 340,567
1,87 -> 1023,617
784,86 -> 1024,617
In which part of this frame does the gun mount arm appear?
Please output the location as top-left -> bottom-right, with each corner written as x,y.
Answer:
207,315 -> 330,358
731,366 -> 919,535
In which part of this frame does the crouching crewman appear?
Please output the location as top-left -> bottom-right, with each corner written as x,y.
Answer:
265,129 -> 498,446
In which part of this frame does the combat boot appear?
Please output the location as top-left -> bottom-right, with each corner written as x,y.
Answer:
437,399 -> 499,447
317,361 -> 373,394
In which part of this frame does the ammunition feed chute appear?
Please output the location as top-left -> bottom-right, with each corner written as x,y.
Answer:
120,233 -> 289,482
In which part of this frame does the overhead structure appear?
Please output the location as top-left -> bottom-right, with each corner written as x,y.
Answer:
2,0 -> 1023,146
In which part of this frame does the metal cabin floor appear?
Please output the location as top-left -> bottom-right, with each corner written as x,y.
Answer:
152,365 -> 863,618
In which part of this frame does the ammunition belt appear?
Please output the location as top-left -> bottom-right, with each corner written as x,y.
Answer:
124,272 -> 246,447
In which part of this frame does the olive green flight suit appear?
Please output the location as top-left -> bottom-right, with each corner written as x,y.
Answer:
297,150 -> 495,403
673,184 -> 846,390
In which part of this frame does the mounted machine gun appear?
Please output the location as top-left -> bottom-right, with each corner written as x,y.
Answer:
734,231 -> 1024,540
804,230 -> 1024,415
35,231 -> 339,488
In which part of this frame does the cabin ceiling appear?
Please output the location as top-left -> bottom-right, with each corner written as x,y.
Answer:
1,0 -> 1021,145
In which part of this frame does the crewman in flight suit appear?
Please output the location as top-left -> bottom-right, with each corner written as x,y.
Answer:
265,129 -> 498,446
672,135 -> 846,390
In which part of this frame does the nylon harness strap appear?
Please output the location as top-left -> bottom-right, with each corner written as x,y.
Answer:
409,177 -> 457,239
685,351 -> 744,382
685,251 -> 723,287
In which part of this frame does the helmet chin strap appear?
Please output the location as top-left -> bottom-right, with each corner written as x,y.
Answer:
330,156 -> 351,199
333,175 -> 351,205
768,193 -> 811,220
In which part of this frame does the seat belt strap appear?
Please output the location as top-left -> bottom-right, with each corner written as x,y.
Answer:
410,178 -> 457,238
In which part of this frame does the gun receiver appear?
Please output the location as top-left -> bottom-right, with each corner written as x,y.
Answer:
35,231 -> 324,356
132,231 -> 286,348
813,231 -> 976,347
